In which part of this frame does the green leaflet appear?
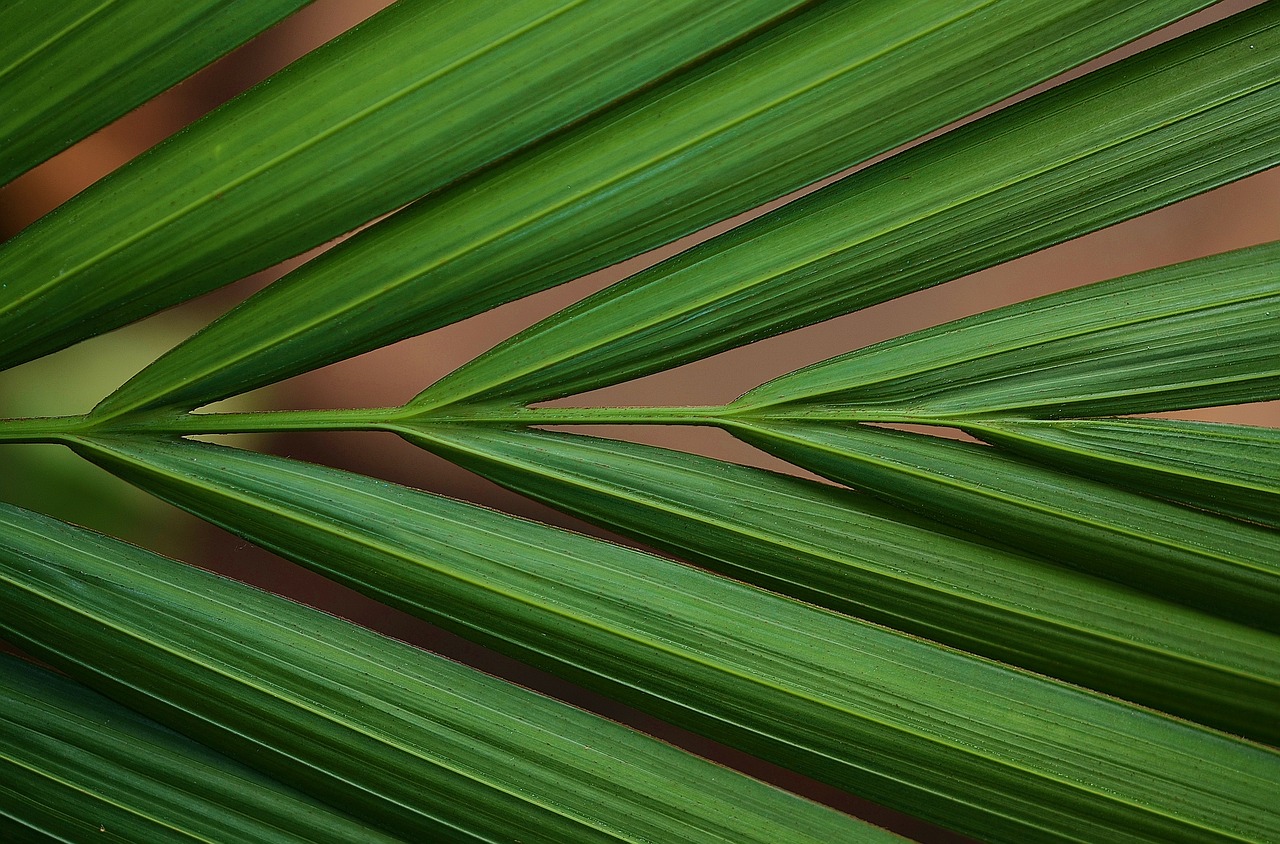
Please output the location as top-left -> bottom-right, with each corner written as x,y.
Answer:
400,424 -> 1280,744
0,653 -> 399,844
734,241 -> 1280,417
0,0 -> 809,372
732,421 -> 1280,632
0,502 -> 882,844
91,0 -> 1219,419
408,3 -> 1280,412
0,0 -> 309,185
70,436 -> 1280,844
972,418 -> 1280,530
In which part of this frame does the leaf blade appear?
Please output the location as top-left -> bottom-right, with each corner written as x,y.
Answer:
736,241 -> 1280,417
731,421 -> 1280,632
408,4 -> 1280,411
0,0 -> 810,371
0,0 -> 311,185
68,435 -> 1280,844
973,418 -> 1280,529
0,500 -> 882,844
398,423 -> 1280,744
0,653 -> 401,844
90,0 -> 1221,418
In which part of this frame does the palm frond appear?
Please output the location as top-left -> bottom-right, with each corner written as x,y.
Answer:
0,1 -> 1276,841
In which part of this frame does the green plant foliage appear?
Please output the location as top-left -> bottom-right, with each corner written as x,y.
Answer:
393,424 -> 1280,743
0,503 -> 884,843
975,418 -> 1280,528
36,438 -> 1280,842
0,0 -> 811,371
408,7 -> 1280,411
0,653 -> 401,843
93,0 -> 1221,418
733,242 -> 1280,418
0,0 -> 309,184
731,420 -> 1280,628
0,1 -> 1277,842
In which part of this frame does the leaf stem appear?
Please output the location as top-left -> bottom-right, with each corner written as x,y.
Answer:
0,415 -> 93,443
0,404 -> 950,442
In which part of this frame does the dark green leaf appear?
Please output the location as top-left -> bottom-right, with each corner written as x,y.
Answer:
409,4 -> 1280,411
69,435 -> 1280,844
731,421 -> 1280,631
91,0 -> 1219,418
973,418 -> 1280,530
0,0 -> 309,185
398,424 -> 1280,744
0,653 -> 400,843
0,501 -> 879,844
735,241 -> 1280,418
0,0 -> 808,371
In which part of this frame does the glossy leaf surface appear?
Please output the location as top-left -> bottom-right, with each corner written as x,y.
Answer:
737,241 -> 1280,417
0,0 -> 808,371
69,435 -> 1280,844
0,653 -> 398,843
974,418 -> 1280,530
403,424 -> 1280,743
412,4 -> 1280,410
733,421 -> 1280,631
0,500 -> 878,844
0,0 -> 308,184
1,2 -> 1277,842
92,0 -> 1218,417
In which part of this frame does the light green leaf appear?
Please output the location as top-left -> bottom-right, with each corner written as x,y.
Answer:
401,423 -> 1280,744
731,421 -> 1280,632
735,241 -> 1280,418
0,0 -> 309,185
408,4 -> 1280,411
69,435 -> 1280,844
91,0 -> 1220,419
0,501 -> 882,844
0,653 -> 400,843
973,418 -> 1280,530
0,0 -> 808,371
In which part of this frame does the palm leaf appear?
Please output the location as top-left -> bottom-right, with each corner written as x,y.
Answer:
0,0 -> 810,370
62,434 -> 1280,843
91,0 -> 1223,418
731,420 -> 1280,629
0,0 -> 309,183
405,4 -> 1280,411
0,653 -> 402,843
395,423 -> 1280,743
0,1 -> 1276,841
974,418 -> 1280,528
734,241 -> 1280,418
0,501 -> 881,843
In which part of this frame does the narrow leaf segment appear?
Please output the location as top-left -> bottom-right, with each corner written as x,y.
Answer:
0,0 -> 811,371
400,424 -> 1280,744
68,435 -> 1280,844
0,653 -> 400,844
732,421 -> 1280,632
971,418 -> 1280,530
735,241 -> 1280,418
92,0 -> 1219,418
410,4 -> 1280,411
0,0 -> 309,184
0,501 -> 884,844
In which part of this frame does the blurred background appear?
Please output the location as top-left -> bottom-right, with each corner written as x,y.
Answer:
1,1 -> 1275,839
